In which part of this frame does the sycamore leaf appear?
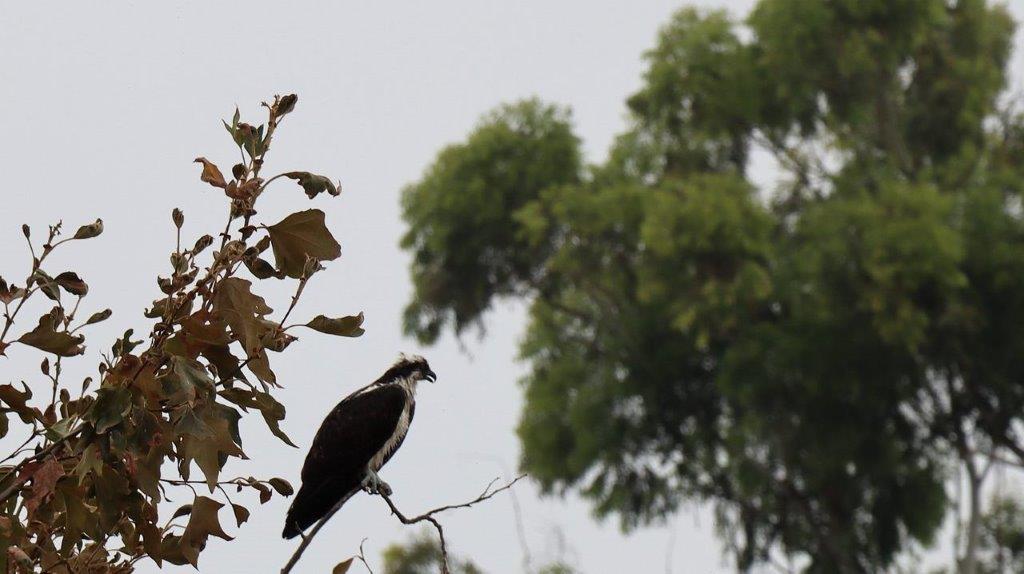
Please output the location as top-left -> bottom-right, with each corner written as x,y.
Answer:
304,312 -> 365,337
283,171 -> 341,199
334,558 -> 354,574
194,157 -> 227,188
266,209 -> 341,278
73,444 -> 102,484
177,403 -> 245,491
214,278 -> 273,357
172,504 -> 194,520
180,496 -> 233,566
166,311 -> 232,360
254,481 -> 272,504
24,456 -> 64,518
159,356 -> 214,407
275,94 -> 298,118
159,534 -> 191,566
0,382 -> 39,423
31,270 -> 61,301
231,503 -> 250,527
268,477 -> 294,496
140,519 -> 163,565
44,417 -> 76,442
244,256 -> 283,280
0,278 -> 26,305
247,348 -> 277,387
72,219 -> 103,240
84,309 -> 112,326
85,387 -> 131,433
218,387 -> 296,447
55,271 -> 88,296
18,311 -> 85,356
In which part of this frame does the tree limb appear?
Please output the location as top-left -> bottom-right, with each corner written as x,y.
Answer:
281,474 -> 525,574
377,475 -> 526,574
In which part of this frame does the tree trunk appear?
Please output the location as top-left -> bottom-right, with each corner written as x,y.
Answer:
961,470 -> 982,574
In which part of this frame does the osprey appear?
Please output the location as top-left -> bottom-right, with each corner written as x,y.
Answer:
282,354 -> 437,539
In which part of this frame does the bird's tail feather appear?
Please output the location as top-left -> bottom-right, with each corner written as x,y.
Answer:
282,476 -> 361,539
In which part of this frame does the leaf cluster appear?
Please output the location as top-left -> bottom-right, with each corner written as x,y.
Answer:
0,94 -> 363,572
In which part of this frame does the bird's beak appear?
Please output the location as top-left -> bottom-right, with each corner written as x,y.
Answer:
425,370 -> 437,383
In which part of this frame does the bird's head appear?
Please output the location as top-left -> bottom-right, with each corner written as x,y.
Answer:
387,353 -> 437,384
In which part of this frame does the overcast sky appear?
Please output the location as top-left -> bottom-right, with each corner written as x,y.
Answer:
1,2 -> 1022,573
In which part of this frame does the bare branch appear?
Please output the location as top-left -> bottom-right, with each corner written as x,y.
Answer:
357,538 -> 375,574
377,475 -> 526,574
282,474 -> 525,574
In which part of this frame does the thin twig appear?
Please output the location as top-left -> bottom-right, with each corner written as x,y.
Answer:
357,538 -> 374,574
377,475 -> 526,574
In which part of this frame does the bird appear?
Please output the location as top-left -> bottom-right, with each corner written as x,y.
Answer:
282,354 -> 437,539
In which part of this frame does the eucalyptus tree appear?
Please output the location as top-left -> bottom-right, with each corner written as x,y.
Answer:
401,1 -> 1023,571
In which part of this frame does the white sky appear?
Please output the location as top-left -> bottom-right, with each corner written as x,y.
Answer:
0,2 -> 1021,573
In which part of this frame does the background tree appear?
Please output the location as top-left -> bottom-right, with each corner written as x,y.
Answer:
379,532 -> 578,574
401,1 -> 1024,572
381,532 -> 484,574
0,94 -> 362,572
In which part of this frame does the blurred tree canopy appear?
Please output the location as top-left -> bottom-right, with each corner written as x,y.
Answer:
380,532 -> 577,574
381,532 -> 484,574
401,1 -> 1024,572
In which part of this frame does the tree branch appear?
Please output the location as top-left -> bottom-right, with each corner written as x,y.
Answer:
281,474 -> 525,574
377,475 -> 525,574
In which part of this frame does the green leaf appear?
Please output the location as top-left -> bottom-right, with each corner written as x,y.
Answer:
283,172 -> 341,199
177,404 -> 245,490
44,417 -> 76,442
85,387 -> 131,433
266,209 -> 342,278
159,356 -> 214,407
18,311 -> 85,356
303,313 -> 365,337
333,558 -> 354,574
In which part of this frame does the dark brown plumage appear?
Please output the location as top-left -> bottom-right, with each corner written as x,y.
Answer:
282,355 -> 435,539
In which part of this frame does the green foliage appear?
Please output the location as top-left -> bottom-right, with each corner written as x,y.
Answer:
400,1 -> 1024,571
976,495 -> 1024,573
379,532 -> 579,574
381,532 -> 484,574
0,94 -> 359,572
401,100 -> 582,342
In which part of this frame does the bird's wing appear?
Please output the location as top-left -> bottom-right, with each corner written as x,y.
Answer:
300,384 -> 408,484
